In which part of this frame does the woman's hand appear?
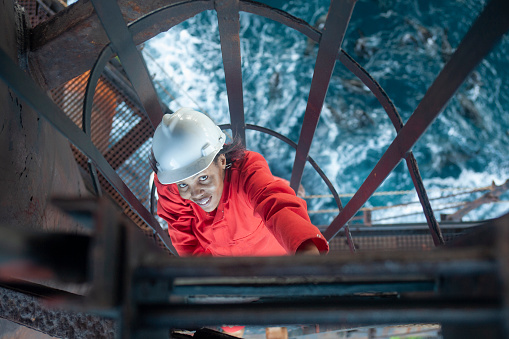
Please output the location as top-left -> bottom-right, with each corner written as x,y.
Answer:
296,239 -> 320,255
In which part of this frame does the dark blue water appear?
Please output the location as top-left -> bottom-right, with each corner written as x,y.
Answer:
143,0 -> 509,225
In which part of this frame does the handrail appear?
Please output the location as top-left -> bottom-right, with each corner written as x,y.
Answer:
82,45 -> 114,198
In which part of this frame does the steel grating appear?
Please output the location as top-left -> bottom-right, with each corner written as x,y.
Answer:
18,0 -> 52,28
49,67 -> 170,252
328,232 -> 466,252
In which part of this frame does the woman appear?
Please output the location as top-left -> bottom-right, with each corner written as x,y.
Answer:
151,107 -> 328,257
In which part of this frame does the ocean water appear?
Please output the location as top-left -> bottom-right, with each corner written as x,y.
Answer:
142,0 -> 509,226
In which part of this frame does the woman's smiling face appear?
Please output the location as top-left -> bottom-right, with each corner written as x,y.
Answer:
176,154 -> 227,212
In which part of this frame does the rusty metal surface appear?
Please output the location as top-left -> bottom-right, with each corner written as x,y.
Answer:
82,46 -> 113,198
215,0 -> 246,143
53,66 -> 159,233
0,0 -> 89,240
141,302 -> 501,330
90,0 -> 163,129
289,0 -> 356,192
28,0 -> 194,89
0,286 -> 116,339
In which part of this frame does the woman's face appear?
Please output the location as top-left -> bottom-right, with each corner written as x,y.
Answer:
176,154 -> 227,212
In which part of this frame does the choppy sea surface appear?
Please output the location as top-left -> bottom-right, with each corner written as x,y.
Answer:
142,0 -> 509,226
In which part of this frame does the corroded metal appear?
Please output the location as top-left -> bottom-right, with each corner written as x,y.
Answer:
29,0 -> 197,89
289,0 -> 357,192
83,45 -> 113,197
90,0 -> 163,129
0,286 -> 115,339
215,0 -> 246,144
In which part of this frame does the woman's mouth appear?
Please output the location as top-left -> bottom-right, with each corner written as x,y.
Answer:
194,196 -> 211,207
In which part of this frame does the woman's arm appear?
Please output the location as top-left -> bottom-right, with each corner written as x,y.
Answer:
239,152 -> 329,255
296,239 -> 320,255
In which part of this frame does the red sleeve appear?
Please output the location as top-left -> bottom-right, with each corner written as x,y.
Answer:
239,152 -> 329,254
154,175 -> 211,257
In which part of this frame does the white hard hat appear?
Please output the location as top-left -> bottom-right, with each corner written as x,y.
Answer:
152,108 -> 226,184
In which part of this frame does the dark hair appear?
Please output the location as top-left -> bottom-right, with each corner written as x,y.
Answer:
149,148 -> 159,174
214,134 -> 246,166
149,135 -> 245,175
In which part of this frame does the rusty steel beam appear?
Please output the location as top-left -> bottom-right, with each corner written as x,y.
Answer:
290,0 -> 357,191
323,0 -> 509,242
140,301 -> 502,330
137,246 -> 497,279
83,45 -> 113,197
90,0 -> 163,129
215,0 -> 246,144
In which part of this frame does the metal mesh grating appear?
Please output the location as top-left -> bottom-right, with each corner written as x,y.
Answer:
329,231 -> 468,252
18,0 -> 52,28
49,69 -> 169,252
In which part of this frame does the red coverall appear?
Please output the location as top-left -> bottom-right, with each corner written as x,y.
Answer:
155,151 -> 329,256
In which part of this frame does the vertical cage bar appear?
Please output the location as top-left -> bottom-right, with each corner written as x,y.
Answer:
215,0 -> 246,144
290,0 -> 357,191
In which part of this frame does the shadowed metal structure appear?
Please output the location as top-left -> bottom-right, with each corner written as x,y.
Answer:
1,0 -> 509,338
18,0 -> 509,250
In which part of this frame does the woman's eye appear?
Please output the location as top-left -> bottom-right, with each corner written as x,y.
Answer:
178,183 -> 187,188
199,175 -> 208,181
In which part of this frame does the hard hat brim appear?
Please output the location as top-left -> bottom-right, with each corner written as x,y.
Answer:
156,148 -> 220,185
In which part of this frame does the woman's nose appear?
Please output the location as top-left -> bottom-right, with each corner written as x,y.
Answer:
190,185 -> 204,198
